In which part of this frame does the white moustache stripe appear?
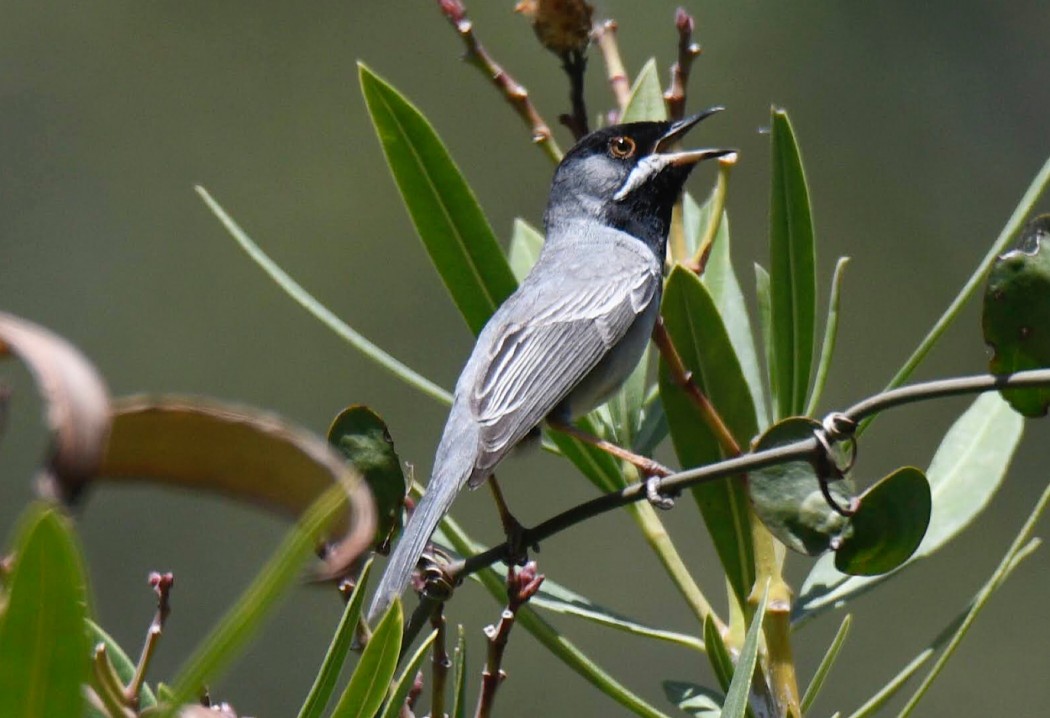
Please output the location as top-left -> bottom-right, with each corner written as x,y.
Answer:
613,154 -> 673,201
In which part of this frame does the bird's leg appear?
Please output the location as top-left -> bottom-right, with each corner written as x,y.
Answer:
546,419 -> 677,509
487,475 -> 530,566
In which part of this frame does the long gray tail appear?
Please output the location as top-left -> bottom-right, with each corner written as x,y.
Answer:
366,405 -> 478,623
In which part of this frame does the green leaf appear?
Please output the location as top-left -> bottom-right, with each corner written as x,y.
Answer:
658,266 -> 757,605
549,414 -> 626,493
633,393 -> 668,456
86,619 -> 157,709
380,629 -> 437,718
684,192 -> 768,428
796,393 -> 1024,620
834,467 -> 931,576
508,218 -> 544,283
721,583 -> 768,718
754,264 -> 774,405
806,257 -> 850,416
748,417 -> 853,556
162,487 -> 349,717
359,63 -> 518,335
330,599 -> 403,718
197,186 -> 452,407
296,561 -> 373,718
801,613 -> 851,713
768,108 -> 817,419
663,681 -> 724,717
328,407 -> 406,553
620,58 -> 667,123
0,505 -> 90,718
983,214 -> 1050,416
450,625 -> 468,718
531,577 -> 704,651
703,615 -> 734,694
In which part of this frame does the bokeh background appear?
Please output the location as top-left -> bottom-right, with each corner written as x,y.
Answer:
3,1 -> 1049,715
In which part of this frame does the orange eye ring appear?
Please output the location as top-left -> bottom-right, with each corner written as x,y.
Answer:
608,136 -> 636,159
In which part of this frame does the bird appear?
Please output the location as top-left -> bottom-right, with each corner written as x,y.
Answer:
367,110 -> 731,622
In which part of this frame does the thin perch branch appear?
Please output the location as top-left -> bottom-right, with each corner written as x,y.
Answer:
592,19 -> 631,115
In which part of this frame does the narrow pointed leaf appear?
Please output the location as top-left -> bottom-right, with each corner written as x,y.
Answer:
450,625 -> 468,718
532,577 -> 704,651
379,629 -> 437,718
806,257 -> 850,416
703,615 -> 734,694
330,599 -> 403,718
296,561 -> 373,718
359,63 -> 518,335
754,264 -> 774,408
797,393 -> 1024,620
0,506 -> 90,718
620,58 -> 667,123
659,266 -> 757,605
161,487 -> 349,717
801,614 -> 851,713
768,108 -> 817,419
684,192 -> 767,427
508,218 -> 544,282
721,583 -> 769,718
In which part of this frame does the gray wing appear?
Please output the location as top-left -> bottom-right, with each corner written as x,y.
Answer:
463,233 -> 661,475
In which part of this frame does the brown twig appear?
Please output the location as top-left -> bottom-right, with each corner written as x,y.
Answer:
651,318 -> 742,456
430,604 -> 450,718
663,8 -> 702,122
592,20 -> 631,115
558,48 -> 590,140
436,0 -> 563,163
403,671 -> 424,718
475,563 -> 544,718
548,417 -> 672,477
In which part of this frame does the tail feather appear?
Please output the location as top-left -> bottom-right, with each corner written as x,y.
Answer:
367,405 -> 478,623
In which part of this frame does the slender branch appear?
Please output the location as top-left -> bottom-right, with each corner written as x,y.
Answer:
592,20 -> 631,115
663,8 -> 702,122
685,155 -> 737,274
475,563 -> 544,718
450,369 -> 1050,581
92,645 -> 136,718
436,0 -> 563,163
558,49 -> 590,140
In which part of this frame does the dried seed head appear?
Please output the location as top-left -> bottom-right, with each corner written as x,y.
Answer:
514,0 -> 594,56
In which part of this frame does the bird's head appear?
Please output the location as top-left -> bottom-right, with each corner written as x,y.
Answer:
545,108 -> 733,253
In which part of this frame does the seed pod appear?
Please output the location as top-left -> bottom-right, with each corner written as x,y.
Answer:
514,0 -> 594,56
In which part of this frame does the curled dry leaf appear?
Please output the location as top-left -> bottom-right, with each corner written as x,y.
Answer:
0,311 -> 111,502
99,396 -> 376,579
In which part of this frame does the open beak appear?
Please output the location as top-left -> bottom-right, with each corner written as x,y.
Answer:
613,107 -> 735,201
655,106 -> 735,166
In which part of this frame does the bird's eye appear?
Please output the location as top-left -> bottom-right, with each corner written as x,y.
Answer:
608,136 -> 636,159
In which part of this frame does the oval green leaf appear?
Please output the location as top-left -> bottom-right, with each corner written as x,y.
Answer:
330,599 -> 403,718
0,505 -> 90,718
834,467 -> 931,575
359,62 -> 518,336
768,107 -> 817,420
983,214 -> 1050,416
329,406 -> 406,554
748,417 -> 853,556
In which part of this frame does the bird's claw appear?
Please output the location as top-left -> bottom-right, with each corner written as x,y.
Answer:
645,476 -> 676,510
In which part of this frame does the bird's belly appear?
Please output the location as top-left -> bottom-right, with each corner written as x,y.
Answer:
555,296 -> 660,420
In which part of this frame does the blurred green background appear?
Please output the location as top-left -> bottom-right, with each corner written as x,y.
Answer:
2,1 -> 1049,715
